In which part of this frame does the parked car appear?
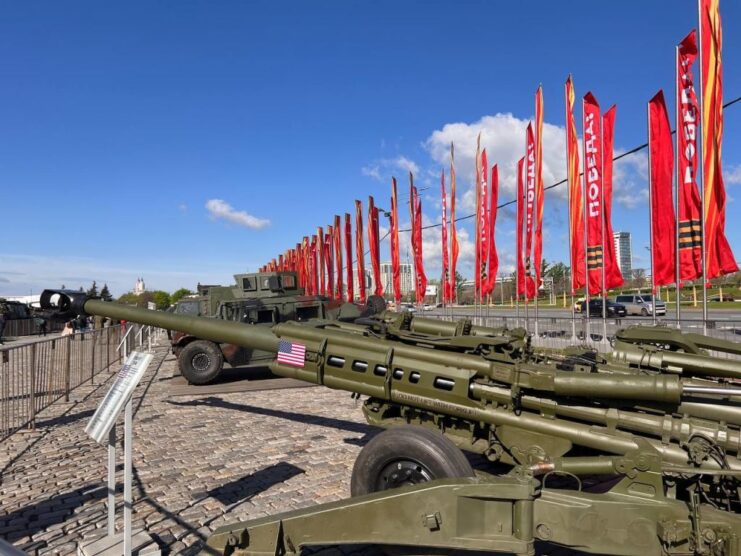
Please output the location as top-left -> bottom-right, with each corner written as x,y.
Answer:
577,298 -> 627,318
710,294 -> 735,302
614,293 -> 666,316
399,303 -> 416,313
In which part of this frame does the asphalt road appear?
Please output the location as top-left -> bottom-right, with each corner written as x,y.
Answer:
423,305 -> 741,322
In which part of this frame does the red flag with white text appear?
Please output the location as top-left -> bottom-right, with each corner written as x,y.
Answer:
441,170 -> 450,303
486,164 -> 499,295
583,93 -> 604,295
677,30 -> 703,281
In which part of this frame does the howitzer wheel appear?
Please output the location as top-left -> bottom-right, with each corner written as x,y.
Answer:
178,340 -> 224,385
351,426 -> 475,496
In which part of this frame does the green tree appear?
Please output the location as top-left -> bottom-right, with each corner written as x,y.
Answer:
171,288 -> 194,304
151,290 -> 171,310
87,281 -> 99,297
454,271 -> 465,302
100,283 -> 113,302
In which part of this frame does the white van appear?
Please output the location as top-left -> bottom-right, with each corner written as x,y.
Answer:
614,293 -> 666,316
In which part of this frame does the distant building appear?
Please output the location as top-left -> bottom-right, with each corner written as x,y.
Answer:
613,232 -> 632,278
352,269 -> 374,299
134,277 -> 146,296
380,262 -> 413,296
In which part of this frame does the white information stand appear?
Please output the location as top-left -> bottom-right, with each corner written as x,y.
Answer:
79,352 -> 160,556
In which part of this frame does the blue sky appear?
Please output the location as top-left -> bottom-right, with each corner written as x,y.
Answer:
1,1 -> 740,296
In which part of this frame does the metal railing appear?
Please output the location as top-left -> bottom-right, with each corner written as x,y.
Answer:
434,312 -> 741,354
3,318 -> 63,338
0,324 -> 162,441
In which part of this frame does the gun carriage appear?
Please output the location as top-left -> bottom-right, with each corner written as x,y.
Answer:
41,289 -> 741,555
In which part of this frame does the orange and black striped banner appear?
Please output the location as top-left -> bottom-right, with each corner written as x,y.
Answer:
700,0 -> 737,278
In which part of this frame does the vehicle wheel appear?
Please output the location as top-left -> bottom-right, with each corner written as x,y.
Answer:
178,340 -> 224,385
350,426 -> 475,496
641,308 -> 649,316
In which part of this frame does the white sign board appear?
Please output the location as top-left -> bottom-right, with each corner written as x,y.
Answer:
147,302 -> 156,310
85,352 -> 153,444
425,285 -> 437,297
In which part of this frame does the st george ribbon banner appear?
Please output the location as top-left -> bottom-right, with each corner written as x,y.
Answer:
85,351 -> 153,444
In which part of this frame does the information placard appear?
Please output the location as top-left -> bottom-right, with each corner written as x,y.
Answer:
85,352 -> 153,444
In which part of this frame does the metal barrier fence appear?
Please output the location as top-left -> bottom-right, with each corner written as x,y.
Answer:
0,324 -> 161,441
3,318 -> 63,338
433,312 -> 741,354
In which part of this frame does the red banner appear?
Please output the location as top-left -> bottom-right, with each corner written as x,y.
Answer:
534,86 -> 545,290
441,170 -> 450,304
355,200 -> 366,303
334,215 -> 343,299
409,175 -> 427,304
478,149 -> 489,298
317,226 -> 325,296
310,235 -> 318,295
602,105 -> 623,290
583,92 -> 604,295
368,196 -> 382,297
449,143 -> 458,303
486,164 -> 499,295
474,135 -> 482,298
325,226 -> 334,297
565,77 -> 585,293
649,91 -> 677,288
525,124 -> 536,300
517,157 -> 526,298
701,0 -> 737,279
677,30 -> 703,281
344,213 -> 353,302
390,178 -> 401,305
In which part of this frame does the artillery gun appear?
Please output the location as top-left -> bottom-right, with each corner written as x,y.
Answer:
41,289 -> 741,555
169,271 -> 381,384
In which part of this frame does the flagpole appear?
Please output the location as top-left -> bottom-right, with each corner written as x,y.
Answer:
565,76 -> 577,341
675,45 -> 682,326
697,0 -> 708,335
600,113 -> 608,343
582,98 -> 591,342
648,100 -> 657,326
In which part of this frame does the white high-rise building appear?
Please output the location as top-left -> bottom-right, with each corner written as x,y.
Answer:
613,232 -> 632,278
380,262 -> 413,296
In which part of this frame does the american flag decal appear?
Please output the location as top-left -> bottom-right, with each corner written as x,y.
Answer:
276,340 -> 306,368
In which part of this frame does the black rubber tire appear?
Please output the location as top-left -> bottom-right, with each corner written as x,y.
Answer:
178,340 -> 224,385
350,426 -> 475,497
641,308 -> 649,316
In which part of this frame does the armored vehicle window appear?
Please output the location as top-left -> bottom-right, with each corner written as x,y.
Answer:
242,277 -> 257,292
281,275 -> 296,289
296,306 -> 320,320
256,309 -> 275,324
176,301 -> 200,315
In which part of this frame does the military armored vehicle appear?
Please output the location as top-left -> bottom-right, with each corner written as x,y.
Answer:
170,271 -> 380,384
42,289 -> 741,555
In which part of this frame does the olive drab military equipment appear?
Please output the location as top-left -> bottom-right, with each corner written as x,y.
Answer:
41,288 -> 741,555
168,271 -> 378,384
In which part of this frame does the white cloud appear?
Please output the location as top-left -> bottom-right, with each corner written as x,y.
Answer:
361,156 -> 421,182
178,203 -> 188,214
613,151 -> 648,209
205,199 -> 270,230
361,165 -> 381,180
424,113 -> 568,214
725,164 -> 741,185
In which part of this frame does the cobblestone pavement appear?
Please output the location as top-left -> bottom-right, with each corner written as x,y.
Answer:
0,343 -> 405,555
